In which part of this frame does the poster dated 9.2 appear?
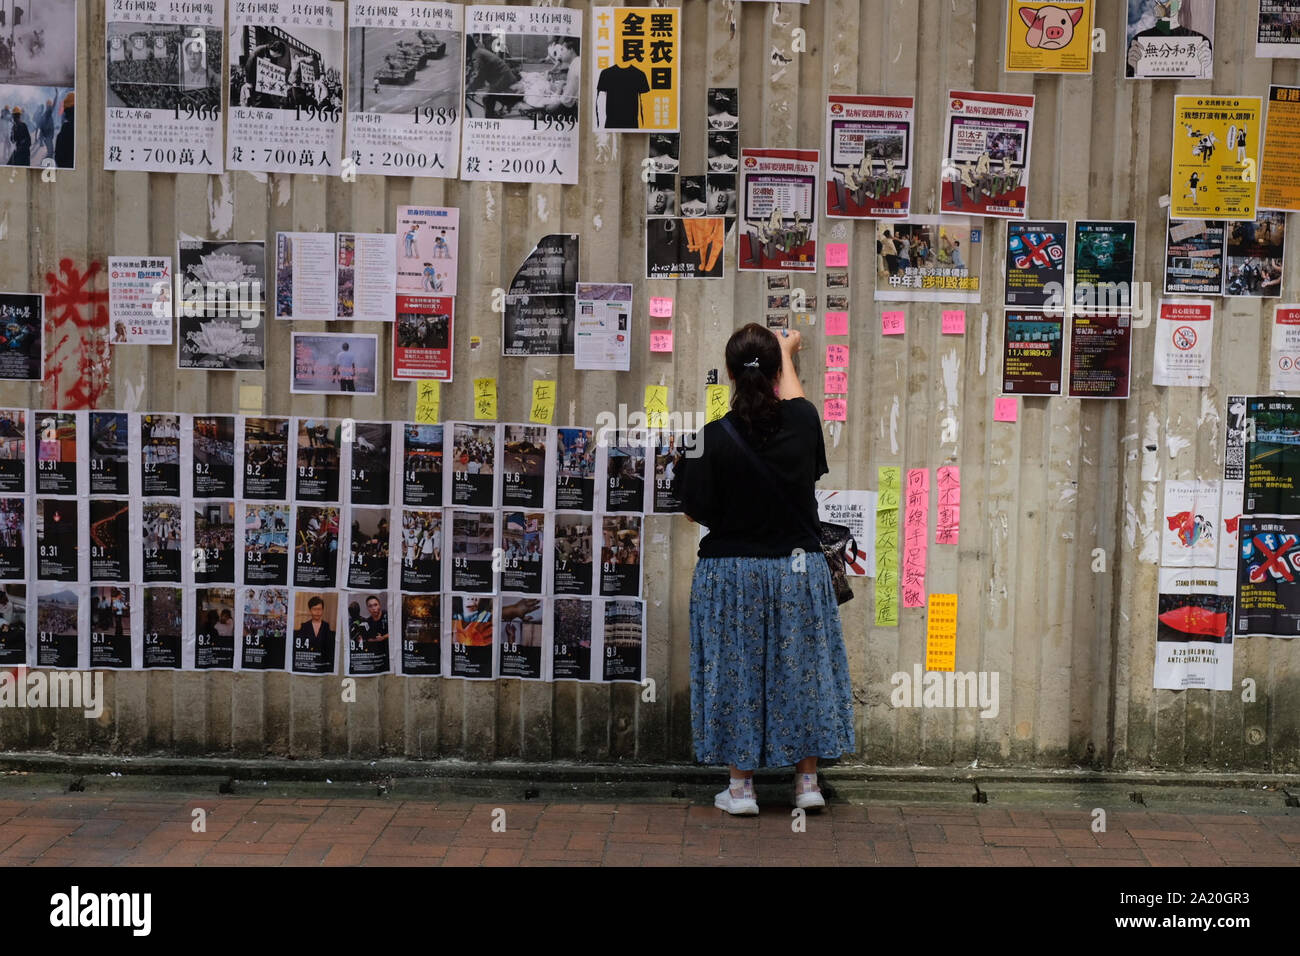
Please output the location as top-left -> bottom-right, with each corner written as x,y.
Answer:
460,5 -> 582,185
0,0 -> 75,170
105,0 -> 224,174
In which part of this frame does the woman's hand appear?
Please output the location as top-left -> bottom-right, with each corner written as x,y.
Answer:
775,326 -> 802,355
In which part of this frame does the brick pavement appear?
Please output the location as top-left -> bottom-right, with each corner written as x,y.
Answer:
0,790 -> 1298,865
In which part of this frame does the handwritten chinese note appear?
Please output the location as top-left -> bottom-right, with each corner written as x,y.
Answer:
645,384 -> 669,429
529,379 -> 557,425
414,380 -> 440,424
473,378 -> 497,420
936,466 -> 960,544
902,468 -> 930,608
705,383 -> 730,423
875,466 -> 901,627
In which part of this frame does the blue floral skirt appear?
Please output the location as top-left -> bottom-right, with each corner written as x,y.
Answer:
689,555 -> 856,771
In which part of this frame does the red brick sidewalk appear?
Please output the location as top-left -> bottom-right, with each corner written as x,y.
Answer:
1,791 -> 1298,865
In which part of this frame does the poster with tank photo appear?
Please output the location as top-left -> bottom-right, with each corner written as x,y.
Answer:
192,415 -> 236,499
450,509 -> 497,594
1244,397 -> 1300,515
646,217 -> 725,280
396,206 -> 459,295
90,585 -> 133,669
226,1 -> 344,175
346,507 -> 390,591
499,596 -> 543,680
236,586 -> 286,671
274,232 -> 336,322
344,591 -> 390,676
290,332 -> 378,396
552,597 -> 592,680
240,416 -> 289,500
553,513 -> 594,596
0,294 -> 43,381
35,583 -> 82,669
1235,516 -> 1300,637
1004,221 -> 1066,307
501,511 -> 544,595
295,418 -> 341,503
501,425 -> 548,510
242,503 -> 290,586
0,0 -> 76,170
1126,0 -> 1215,78
599,430 -> 646,513
450,594 -> 495,679
1225,211 -> 1286,298
88,499 -> 130,583
105,6 -> 224,173
0,409 -> 27,494
36,497 -> 79,583
1164,217 -> 1227,296
1156,567 -> 1234,691
348,3 -> 463,179
651,430 -> 689,513
194,586 -> 236,669
36,411 -> 79,496
290,590 -> 338,675
393,294 -> 454,381
599,514 -> 642,598
825,94 -> 914,220
193,502 -> 236,585
1072,220 -> 1137,312
1001,310 -> 1065,395
176,239 -> 266,371
459,7 -> 582,185
402,424 -> 444,507
679,175 -> 707,217
601,597 -> 644,682
292,505 -> 340,589
140,500 -> 183,583
874,217 -> 983,304
142,587 -> 183,669
0,496 -> 23,581
349,422 -> 393,507
399,508 -> 441,592
648,132 -> 678,173
141,413 -> 182,497
399,593 -> 440,676
555,427 -> 596,511
0,584 -> 26,665
89,411 -> 130,495
1257,0 -> 1300,57
449,422 -> 498,509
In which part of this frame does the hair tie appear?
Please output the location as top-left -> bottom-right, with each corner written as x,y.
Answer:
744,358 -> 760,368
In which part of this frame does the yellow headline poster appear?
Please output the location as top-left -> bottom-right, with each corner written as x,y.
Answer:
925,594 -> 958,672
592,7 -> 679,133
414,380 -> 441,424
1170,95 -> 1262,222
1260,85 -> 1300,213
1004,0 -> 1095,74
874,466 -> 901,627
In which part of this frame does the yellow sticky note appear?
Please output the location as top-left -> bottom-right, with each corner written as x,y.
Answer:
530,379 -> 557,425
877,466 -> 902,511
473,378 -> 498,420
414,380 -> 440,424
925,594 -> 958,672
705,384 -> 730,423
644,384 -> 669,429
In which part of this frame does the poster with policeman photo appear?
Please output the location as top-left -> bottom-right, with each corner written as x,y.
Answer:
0,0 -> 76,170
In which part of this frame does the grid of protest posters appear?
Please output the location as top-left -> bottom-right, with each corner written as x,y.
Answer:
175,239 -> 266,371
0,0 -> 75,170
1170,95 -> 1261,222
105,0 -> 223,173
591,7 -> 679,134
874,216 -> 982,304
1125,0 -> 1215,79
824,95 -> 914,220
738,148 -> 819,272
941,90 -> 1034,219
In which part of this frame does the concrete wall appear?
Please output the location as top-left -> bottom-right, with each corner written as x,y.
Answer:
0,0 -> 1296,771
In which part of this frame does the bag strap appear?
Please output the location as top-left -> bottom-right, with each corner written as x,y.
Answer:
718,415 -> 823,545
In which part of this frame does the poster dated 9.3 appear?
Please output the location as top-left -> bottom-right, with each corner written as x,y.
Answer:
227,0 -> 344,176
0,0 -> 75,170
460,5 -> 582,185
105,0 -> 224,174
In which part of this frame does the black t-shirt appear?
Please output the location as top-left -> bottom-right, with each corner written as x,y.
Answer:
597,65 -> 649,129
674,398 -> 827,558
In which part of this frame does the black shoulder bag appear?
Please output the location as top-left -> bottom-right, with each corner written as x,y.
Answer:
718,417 -> 855,605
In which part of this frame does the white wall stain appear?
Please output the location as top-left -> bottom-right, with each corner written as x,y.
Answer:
274,174 -> 291,207
536,194 -> 550,222
592,214 -> 602,231
941,348 -> 960,409
1167,433 -> 1190,458
1138,485 -> 1160,564
889,395 -> 900,455
1140,412 -> 1161,483
208,173 -> 234,238
1197,392 -> 1221,429
594,131 -> 616,165
0,210 -> 8,241
121,374 -> 146,412
485,190 -> 495,223
979,311 -> 988,375
1124,500 -> 1138,550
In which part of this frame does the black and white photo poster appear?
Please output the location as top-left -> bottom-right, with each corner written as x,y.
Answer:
450,508 -> 497,594
0,0 -> 76,170
240,416 -> 289,500
90,585 -> 133,669
195,587 -> 237,670
349,421 -> 393,507
552,597 -> 592,680
176,239 -> 266,371
600,598 -> 644,682
499,596 -> 543,680
0,585 -> 26,665
36,583 -> 82,669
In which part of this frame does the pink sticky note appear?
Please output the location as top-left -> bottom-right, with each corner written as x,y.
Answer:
824,311 -> 849,336
825,243 -> 849,268
824,370 -> 848,394
882,310 -> 905,335
649,297 -> 673,319
994,397 -> 1018,422
825,344 -> 849,367
942,310 -> 966,334
650,329 -> 673,352
824,398 -> 847,422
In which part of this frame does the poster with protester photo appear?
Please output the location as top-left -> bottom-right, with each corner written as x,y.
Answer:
393,295 -> 454,381
105,2 -> 224,173
227,0 -> 344,176
601,598 -> 644,682
292,505 -> 340,588
290,590 -> 338,675
599,514 -> 642,598
108,257 -> 173,345
553,514 -> 594,596
0,294 -> 43,381
237,586 -> 286,671
552,596 -> 592,681
400,593 -> 440,675
89,411 -> 130,496
90,585 -> 133,669
346,507 -> 390,591
294,418 -> 341,503
599,430 -> 646,513
825,95 -> 914,220
349,422 -> 393,507
0,497 -> 24,581
35,583 -> 82,669
940,90 -> 1035,218
240,416 -> 289,501
242,503 -> 290,587
399,508 -> 442,592
450,594 -> 495,678
450,422 -> 498,509
1156,567 -> 1234,690
501,511 -> 544,595
344,591 -> 391,676
1164,218 -> 1227,295
36,498 -> 79,583
140,500 -> 183,583
36,411 -> 79,496
291,332 -> 378,396
1225,211 -> 1286,298
396,206 -> 459,296
874,217 -> 982,304
347,2 -> 463,179
194,586 -> 236,669
460,5 -> 582,185
502,425 -> 548,510
1004,221 -> 1066,307
0,584 -> 25,665
0,410 -> 27,495
141,413 -> 182,498
336,233 -> 396,323
555,427 -> 596,511
1257,0 -> 1300,57
402,425 -> 444,507
0,0 -> 76,170
1072,220 -> 1136,311
176,239 -> 266,371
450,509 -> 497,594
88,499 -> 130,583
192,415 -> 236,500
499,595 -> 543,680
1235,516 -> 1300,637
193,502 -> 236,585
142,587 -> 183,669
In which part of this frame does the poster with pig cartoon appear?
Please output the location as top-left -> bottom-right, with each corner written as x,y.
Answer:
1005,1 -> 1095,73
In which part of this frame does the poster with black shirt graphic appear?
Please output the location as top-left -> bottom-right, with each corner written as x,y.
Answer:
501,512 -> 544,594
402,424 -> 444,507
242,417 -> 290,500
451,510 -> 496,593
294,506 -> 340,589
602,598 -> 644,682
450,422 -> 496,508
141,414 -> 182,497
37,498 -> 78,582
347,507 -> 390,590
0,410 -> 27,495
141,501 -> 183,583
0,585 -> 26,665
0,497 -> 23,581
502,425 -> 548,509
603,431 -> 646,512
89,412 -> 130,495
399,509 -> 441,592
555,427 -> 596,511
350,422 -> 393,506
553,513 -> 594,596
194,502 -> 236,584
237,587 -> 285,671
553,597 -> 592,680
36,412 -> 78,495
499,597 -> 543,680
400,593 -> 441,676
295,419 -> 342,503
193,415 -> 236,499
599,514 -> 642,597
143,587 -> 183,669
591,7 -> 679,134
36,585 -> 80,669
90,586 -> 132,668
291,591 -> 339,675
89,499 -> 131,582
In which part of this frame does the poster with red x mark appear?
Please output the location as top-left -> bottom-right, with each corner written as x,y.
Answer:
1235,517 -> 1300,637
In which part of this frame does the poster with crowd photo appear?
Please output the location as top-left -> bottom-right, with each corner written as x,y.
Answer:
193,586 -> 236,669
601,598 -> 644,682
141,413 -> 182,498
555,427 -> 596,512
651,430 -> 688,514
1225,212 -> 1286,298
240,416 -> 289,500
874,216 -> 983,304
291,332 -> 378,396
295,418 -> 341,503
499,596 -> 544,680
503,234 -> 580,356
1004,221 -> 1066,307
402,425 -> 444,508
941,90 -> 1035,219
90,586 -> 133,669
1001,311 -> 1065,395
399,508 -> 441,592
824,95 -> 914,220
0,584 -> 24,664
192,415 -> 236,500
737,149 -> 819,273
1161,479 -> 1221,567
176,239 -> 266,371
142,587 -> 183,669
36,498 -> 79,583
349,422 -> 393,507
601,431 -> 647,513
290,591 -> 338,675
645,217 -> 726,280
108,257 -> 173,345
552,597 -> 592,680
501,512 -> 545,595
237,586 -> 286,671
400,593 -> 440,675
35,583 -> 82,669
1235,516 -> 1300,637
336,233 -> 396,323
89,412 -> 130,496
292,505 -> 340,589
0,0 -> 76,170
393,295 -> 454,382
1005,0 -> 1095,74
591,7 -> 679,133
274,232 -> 335,322
460,5 -> 582,185
450,422 -> 498,509
450,594 -> 494,679
1164,218 -> 1226,295
1244,397 -> 1300,515
397,206 -> 459,296
1153,300 -> 1214,387
88,499 -> 130,583
553,513 -> 594,596
242,503 -> 290,587
1260,85 -> 1300,212
344,591 -> 391,676
347,2 -> 463,179
105,2 -> 224,174
0,294 -> 43,381
36,411 -> 79,496
193,502 -> 236,585
0,497 -> 22,581
1156,568 -> 1234,690
1170,95 -> 1262,222
140,501 -> 183,583
1257,0 -> 1300,57
501,425 -> 548,510
227,0 -> 344,176
0,410 -> 26,495
1125,0 -> 1215,78
1068,312 -> 1132,399
1072,220 -> 1137,311
450,509 -> 497,594
346,507 -> 390,591
599,515 -> 642,598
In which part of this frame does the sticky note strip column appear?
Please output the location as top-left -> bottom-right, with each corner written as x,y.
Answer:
902,468 -> 930,608
874,466 -> 901,627
936,466 -> 960,544
925,594 -> 957,673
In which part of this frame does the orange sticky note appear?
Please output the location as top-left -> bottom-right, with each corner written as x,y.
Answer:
650,329 -> 673,352
994,397 -> 1018,422
942,310 -> 966,334
826,344 -> 849,367
882,310 -> 905,335
825,243 -> 849,268
824,398 -> 847,421
649,297 -> 673,318
825,311 -> 849,336
824,370 -> 848,393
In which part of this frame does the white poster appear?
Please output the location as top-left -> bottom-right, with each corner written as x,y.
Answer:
1155,567 -> 1234,691
1162,478 -> 1221,567
397,206 -> 459,296
816,490 -> 877,577
274,232 -> 337,322
1269,305 -> 1300,392
337,233 -> 396,323
1218,481 -> 1243,572
573,282 -> 632,372
109,257 -> 173,345
1153,299 -> 1214,387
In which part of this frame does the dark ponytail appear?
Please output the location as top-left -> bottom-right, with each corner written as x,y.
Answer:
724,323 -> 782,447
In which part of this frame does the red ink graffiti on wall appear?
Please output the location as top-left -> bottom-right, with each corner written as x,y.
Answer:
43,258 -> 111,410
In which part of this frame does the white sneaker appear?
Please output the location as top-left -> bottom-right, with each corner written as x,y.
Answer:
714,784 -> 759,815
793,775 -> 826,811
